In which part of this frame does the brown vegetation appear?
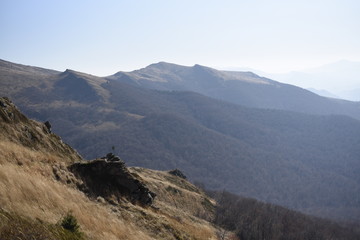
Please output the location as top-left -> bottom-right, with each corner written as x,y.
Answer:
210,190 -> 360,240
1,95 -> 359,239
0,97 -> 219,239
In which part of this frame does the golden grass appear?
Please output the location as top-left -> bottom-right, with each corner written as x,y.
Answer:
131,167 -> 215,218
0,140 -> 58,177
0,163 -> 151,240
0,139 -> 220,239
0,120 -> 219,240
0,137 -> 150,240
0,97 -> 220,239
130,167 -> 218,239
0,102 -> 82,163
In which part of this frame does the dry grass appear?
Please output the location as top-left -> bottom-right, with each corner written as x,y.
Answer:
0,99 -> 219,239
0,140 -> 58,176
0,163 -> 150,240
0,139 -> 219,239
130,167 -> 218,239
131,167 -> 215,218
0,118 -> 81,163
0,135 -> 147,239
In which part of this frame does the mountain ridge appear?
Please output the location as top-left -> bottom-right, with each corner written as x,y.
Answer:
108,60 -> 360,120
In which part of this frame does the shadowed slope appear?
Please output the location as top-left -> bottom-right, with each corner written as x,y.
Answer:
110,62 -> 360,120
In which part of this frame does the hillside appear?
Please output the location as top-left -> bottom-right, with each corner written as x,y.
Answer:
0,97 -> 220,239
210,190 -> 360,240
1,97 -> 360,240
1,59 -> 360,222
108,62 -> 360,120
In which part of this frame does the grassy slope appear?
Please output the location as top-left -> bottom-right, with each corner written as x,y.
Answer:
0,208 -> 85,240
0,97 -> 219,240
0,152 -> 218,239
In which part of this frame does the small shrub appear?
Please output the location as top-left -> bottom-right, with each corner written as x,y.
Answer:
0,208 -> 86,240
61,212 -> 80,233
201,197 -> 215,212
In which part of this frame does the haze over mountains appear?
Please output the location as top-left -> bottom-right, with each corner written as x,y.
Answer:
1,59 -> 360,222
237,60 -> 360,101
110,61 -> 360,120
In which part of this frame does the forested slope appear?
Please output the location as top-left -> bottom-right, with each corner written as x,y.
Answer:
1,59 -> 360,222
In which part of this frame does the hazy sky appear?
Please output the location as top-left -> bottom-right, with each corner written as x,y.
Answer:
1,0 -> 360,76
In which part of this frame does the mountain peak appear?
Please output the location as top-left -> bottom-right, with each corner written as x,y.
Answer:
64,68 -> 75,73
60,69 -> 104,80
144,61 -> 189,71
192,63 -> 219,74
60,68 -> 86,77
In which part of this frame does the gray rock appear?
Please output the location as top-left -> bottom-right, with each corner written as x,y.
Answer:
0,101 -> 7,108
169,169 -> 187,179
44,121 -> 52,133
69,159 -> 156,206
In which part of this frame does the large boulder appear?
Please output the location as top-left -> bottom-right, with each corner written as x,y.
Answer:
69,158 -> 156,206
168,169 -> 187,179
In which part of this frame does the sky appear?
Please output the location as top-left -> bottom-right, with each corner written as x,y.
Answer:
1,0 -> 360,76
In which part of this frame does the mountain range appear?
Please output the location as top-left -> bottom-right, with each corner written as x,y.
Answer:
0,59 -> 359,222
109,61 -> 360,119
306,88 -> 339,99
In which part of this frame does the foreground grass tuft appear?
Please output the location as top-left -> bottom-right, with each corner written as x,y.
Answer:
0,208 -> 85,240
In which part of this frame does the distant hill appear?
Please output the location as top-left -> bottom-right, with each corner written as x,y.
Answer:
340,88 -> 360,102
266,60 -> 360,101
1,59 -> 360,222
108,61 -> 360,120
307,88 -> 339,99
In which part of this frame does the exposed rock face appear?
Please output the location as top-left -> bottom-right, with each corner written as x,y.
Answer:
169,169 -> 187,179
102,152 -> 122,162
69,157 -> 156,206
44,121 -> 52,133
0,97 -> 28,123
52,163 -> 85,189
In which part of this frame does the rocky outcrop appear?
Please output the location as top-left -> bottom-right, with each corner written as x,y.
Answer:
52,163 -> 85,189
101,152 -> 122,162
0,97 -> 82,163
0,97 -> 28,123
69,155 -> 156,206
1,97 -> 155,207
169,169 -> 187,179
